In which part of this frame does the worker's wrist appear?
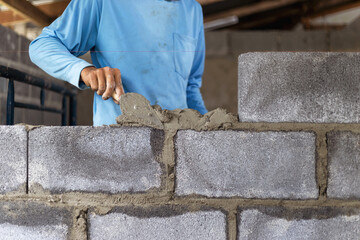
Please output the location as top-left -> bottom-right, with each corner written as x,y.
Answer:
80,66 -> 96,81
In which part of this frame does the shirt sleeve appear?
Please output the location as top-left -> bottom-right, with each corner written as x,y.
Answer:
29,0 -> 101,89
187,8 -> 208,115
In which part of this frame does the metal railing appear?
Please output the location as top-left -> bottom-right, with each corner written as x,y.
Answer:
1,65 -> 77,126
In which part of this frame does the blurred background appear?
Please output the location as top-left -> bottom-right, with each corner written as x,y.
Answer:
1,0 -> 360,125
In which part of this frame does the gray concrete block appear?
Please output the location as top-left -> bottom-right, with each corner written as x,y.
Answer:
175,130 -> 317,199
238,52 -> 360,123
205,31 -> 229,56
0,126 -> 27,193
238,207 -> 360,240
327,131 -> 360,198
0,201 -> 71,240
89,207 -> 226,240
29,126 -> 163,193
230,31 -> 278,56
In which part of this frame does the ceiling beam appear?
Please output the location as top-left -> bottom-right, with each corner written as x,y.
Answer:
0,0 -> 54,27
203,0 -> 260,15
197,0 -> 225,5
306,0 -> 360,18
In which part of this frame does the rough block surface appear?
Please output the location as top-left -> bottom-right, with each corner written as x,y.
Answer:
89,207 -> 226,240
327,131 -> 360,198
175,130 -> 317,199
0,126 -> 27,193
0,201 -> 71,240
238,52 -> 360,123
29,127 -> 163,193
238,207 -> 360,240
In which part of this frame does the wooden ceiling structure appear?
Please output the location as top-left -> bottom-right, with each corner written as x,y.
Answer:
0,0 -> 359,30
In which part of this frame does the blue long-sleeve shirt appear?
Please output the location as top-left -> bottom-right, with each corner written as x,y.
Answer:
29,0 -> 207,126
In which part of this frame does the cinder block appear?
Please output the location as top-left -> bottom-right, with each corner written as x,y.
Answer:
29,126 -> 163,193
328,131 -> 360,198
0,126 -> 27,194
175,130 -> 317,199
238,52 -> 360,123
238,207 -> 360,240
0,201 -> 71,240
89,207 -> 226,240
205,31 -> 229,56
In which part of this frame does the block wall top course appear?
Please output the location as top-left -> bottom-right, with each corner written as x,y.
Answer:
238,52 -> 360,123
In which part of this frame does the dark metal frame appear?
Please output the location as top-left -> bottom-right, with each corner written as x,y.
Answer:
1,65 -> 77,126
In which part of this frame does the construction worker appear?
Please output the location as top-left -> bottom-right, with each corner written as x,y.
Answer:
29,0 -> 208,126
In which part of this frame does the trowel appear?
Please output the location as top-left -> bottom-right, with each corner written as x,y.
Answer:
112,92 -> 164,129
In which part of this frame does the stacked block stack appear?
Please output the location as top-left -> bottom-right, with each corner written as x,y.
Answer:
1,52 -> 360,239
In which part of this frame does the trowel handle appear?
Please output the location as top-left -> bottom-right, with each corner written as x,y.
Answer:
112,92 -> 121,103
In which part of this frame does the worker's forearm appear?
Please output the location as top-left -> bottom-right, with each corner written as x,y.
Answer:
29,34 -> 93,89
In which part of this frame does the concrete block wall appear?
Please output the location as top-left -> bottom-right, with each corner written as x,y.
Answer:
1,52 -> 360,239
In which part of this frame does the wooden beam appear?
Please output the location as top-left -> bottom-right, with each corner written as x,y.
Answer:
0,0 -> 53,27
204,0 -> 305,22
232,5 -> 303,29
0,0 -> 70,26
305,0 -> 360,19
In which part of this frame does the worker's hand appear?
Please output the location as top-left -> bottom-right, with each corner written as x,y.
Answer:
80,66 -> 124,104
